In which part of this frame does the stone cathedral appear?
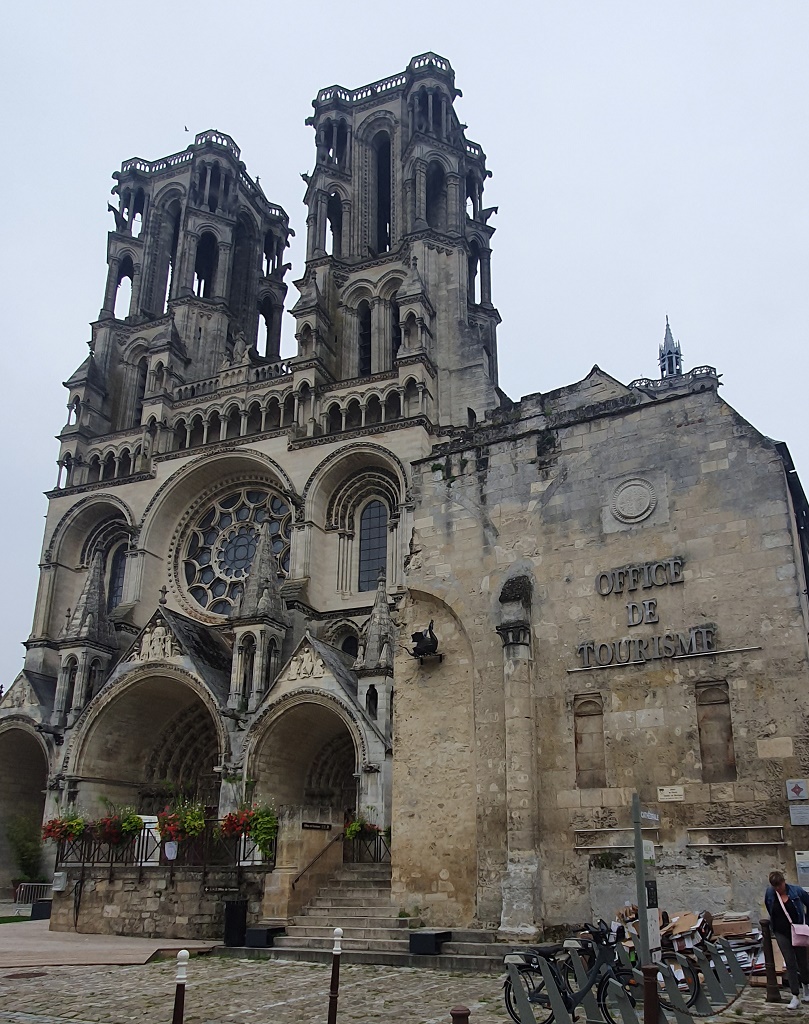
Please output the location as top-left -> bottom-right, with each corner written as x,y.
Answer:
2,53 -> 809,943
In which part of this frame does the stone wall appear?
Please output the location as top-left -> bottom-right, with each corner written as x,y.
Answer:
50,868 -> 265,938
396,378 -> 809,933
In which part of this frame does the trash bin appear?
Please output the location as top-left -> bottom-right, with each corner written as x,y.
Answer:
223,899 -> 248,947
30,899 -> 52,921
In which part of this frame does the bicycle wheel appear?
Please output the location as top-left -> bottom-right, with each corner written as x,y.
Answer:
504,966 -> 554,1024
597,968 -> 639,1024
657,953 -> 700,1008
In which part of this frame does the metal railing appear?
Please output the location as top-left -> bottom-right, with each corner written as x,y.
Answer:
343,832 -> 391,863
55,821 -> 276,871
14,882 -> 52,905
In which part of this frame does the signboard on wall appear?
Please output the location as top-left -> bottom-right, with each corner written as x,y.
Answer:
787,780 -> 809,800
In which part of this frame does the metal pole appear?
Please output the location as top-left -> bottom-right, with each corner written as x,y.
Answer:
632,793 -> 650,965
642,963 -> 659,1024
760,918 -> 782,1003
172,949 -> 189,1024
327,927 -> 343,1024
450,1007 -> 470,1024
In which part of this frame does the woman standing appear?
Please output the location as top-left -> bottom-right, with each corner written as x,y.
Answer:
765,870 -> 809,1009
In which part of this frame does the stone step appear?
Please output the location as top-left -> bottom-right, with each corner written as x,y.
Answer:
443,941 -> 510,957
219,945 -> 504,974
310,895 -> 393,908
291,914 -> 420,930
297,904 -> 403,919
273,935 -> 410,953
334,864 -> 391,875
316,885 -> 391,898
285,925 -> 416,941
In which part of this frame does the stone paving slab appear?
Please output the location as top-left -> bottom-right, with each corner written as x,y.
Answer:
0,921 -> 215,968
0,954 -> 799,1024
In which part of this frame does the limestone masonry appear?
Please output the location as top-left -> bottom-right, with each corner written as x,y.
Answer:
2,53 -> 808,940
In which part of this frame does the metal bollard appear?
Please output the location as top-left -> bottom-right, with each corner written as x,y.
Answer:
760,917 -> 782,1003
450,1006 -> 470,1024
172,949 -> 190,1024
327,927 -> 343,1024
642,963 -> 659,1024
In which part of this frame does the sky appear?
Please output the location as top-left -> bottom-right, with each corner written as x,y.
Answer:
2,1 -> 807,687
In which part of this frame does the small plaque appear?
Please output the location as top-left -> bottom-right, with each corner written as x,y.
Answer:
658,786 -> 685,802
787,780 -> 809,800
796,852 -> 809,887
640,809 -> 660,823
790,805 -> 809,826
302,822 -> 332,830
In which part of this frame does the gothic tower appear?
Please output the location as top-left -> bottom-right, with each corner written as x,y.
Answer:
292,52 -> 501,427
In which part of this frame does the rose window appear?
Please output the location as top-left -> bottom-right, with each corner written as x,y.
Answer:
182,488 -> 291,615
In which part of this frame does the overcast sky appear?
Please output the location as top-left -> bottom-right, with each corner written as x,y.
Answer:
2,1 -> 807,687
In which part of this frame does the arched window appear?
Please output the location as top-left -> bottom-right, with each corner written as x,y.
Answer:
326,192 -> 343,257
341,635 -> 359,659
89,659 -> 105,699
358,300 -> 372,376
133,357 -> 148,427
241,634 -> 256,700
157,200 -> 182,312
193,232 -> 218,298
229,217 -> 254,325
130,188 -> 146,238
208,163 -> 221,213
425,162 -> 447,230
258,296 -> 277,358
64,658 -> 78,714
107,544 -> 128,611
372,132 -> 391,254
366,684 -> 378,720
113,256 -> 134,320
358,500 -> 388,592
468,240 -> 481,305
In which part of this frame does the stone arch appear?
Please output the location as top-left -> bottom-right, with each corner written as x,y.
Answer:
68,667 -> 227,813
246,690 -> 365,813
0,724 -> 49,891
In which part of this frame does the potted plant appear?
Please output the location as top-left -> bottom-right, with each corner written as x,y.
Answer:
344,810 -> 381,840
41,811 -> 86,843
156,799 -> 206,842
219,803 -> 277,860
90,806 -> 143,845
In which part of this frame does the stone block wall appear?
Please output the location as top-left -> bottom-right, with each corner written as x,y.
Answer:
50,867 -> 265,938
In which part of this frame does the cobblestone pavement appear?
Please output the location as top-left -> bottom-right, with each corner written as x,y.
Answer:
0,954 -> 801,1024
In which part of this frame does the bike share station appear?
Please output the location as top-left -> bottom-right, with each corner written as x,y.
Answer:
505,795 -> 753,1024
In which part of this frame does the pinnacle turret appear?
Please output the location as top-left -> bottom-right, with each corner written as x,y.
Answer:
659,315 -> 683,378
60,551 -> 116,648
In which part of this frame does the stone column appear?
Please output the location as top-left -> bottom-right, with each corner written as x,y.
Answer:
129,261 -> 143,315
415,162 -> 427,229
480,249 -> 493,306
446,174 -> 462,234
497,620 -> 539,939
180,232 -> 199,296
215,241 -> 233,301
101,256 -> 120,317
371,297 -> 386,374
314,192 -> 328,257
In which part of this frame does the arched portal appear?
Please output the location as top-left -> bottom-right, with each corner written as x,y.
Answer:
0,728 -> 48,890
74,675 -> 222,814
251,701 -> 358,819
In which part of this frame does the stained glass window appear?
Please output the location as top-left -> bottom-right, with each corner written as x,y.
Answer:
358,500 -> 387,592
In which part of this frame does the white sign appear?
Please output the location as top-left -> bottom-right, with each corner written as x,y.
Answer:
787,780 -> 809,800
796,852 -> 809,888
790,805 -> 809,826
658,785 -> 685,802
640,809 -> 660,824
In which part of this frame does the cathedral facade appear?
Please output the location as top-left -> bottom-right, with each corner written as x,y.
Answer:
2,53 -> 809,940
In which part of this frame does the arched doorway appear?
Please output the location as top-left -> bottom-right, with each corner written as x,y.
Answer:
74,674 -> 222,815
0,728 -> 48,891
251,700 -> 358,820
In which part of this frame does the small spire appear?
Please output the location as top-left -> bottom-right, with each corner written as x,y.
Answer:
234,521 -> 287,623
659,315 -> 683,378
61,551 -> 116,647
355,571 -> 394,672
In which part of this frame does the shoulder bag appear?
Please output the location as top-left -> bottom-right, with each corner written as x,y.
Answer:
779,891 -> 809,946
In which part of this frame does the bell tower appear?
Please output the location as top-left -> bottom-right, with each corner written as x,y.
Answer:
292,53 -> 501,426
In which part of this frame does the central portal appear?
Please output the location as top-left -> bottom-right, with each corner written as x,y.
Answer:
252,700 -> 358,820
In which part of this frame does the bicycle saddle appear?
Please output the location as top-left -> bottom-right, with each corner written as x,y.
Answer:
528,942 -> 565,956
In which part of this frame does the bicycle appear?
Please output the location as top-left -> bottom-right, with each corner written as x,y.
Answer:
503,921 -> 638,1024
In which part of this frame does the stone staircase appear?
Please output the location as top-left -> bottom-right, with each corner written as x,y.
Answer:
250,862 -> 507,972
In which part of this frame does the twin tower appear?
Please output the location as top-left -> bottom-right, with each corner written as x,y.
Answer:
60,52 -> 500,492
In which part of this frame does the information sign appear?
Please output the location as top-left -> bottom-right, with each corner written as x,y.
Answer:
790,805 -> 809,826
796,852 -> 809,888
657,786 -> 685,802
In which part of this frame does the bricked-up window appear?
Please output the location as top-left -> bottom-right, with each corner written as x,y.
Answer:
358,500 -> 387,591
696,682 -> 737,782
574,694 -> 606,789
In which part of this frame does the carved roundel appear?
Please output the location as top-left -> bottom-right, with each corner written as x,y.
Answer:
609,478 -> 657,524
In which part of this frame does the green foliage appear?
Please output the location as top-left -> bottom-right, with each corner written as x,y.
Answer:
5,815 -> 43,881
251,805 -> 278,857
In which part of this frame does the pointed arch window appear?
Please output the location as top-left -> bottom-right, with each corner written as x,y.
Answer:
107,544 -> 128,612
358,500 -> 388,592
133,357 -> 148,427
